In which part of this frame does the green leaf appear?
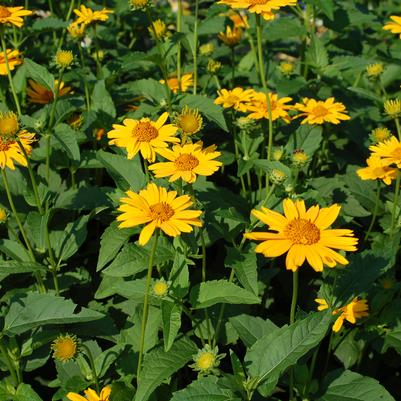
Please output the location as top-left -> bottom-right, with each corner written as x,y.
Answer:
285,125 -> 323,156
161,301 -> 182,352
306,35 -> 329,71
0,239 -> 31,261
92,80 -> 116,119
24,58 -> 54,93
170,376 -> 239,401
128,78 -> 168,102
317,370 -> 395,401
134,337 -> 198,401
53,123 -> 81,162
3,293 -> 103,335
14,384 -> 43,401
32,17 -> 68,31
245,312 -> 331,385
310,0 -> 334,20
97,150 -> 146,191
0,261 -> 45,274
190,280 -> 260,309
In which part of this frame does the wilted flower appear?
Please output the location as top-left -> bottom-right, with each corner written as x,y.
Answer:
218,26 -> 242,47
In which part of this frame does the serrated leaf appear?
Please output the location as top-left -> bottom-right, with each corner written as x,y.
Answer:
24,58 -> 54,93
161,301 -> 181,351
53,123 -> 80,162
285,125 -> 323,156
14,384 -> 43,401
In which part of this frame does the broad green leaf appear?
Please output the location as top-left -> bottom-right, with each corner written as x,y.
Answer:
3,293 -> 103,335
55,186 -> 113,211
0,239 -> 31,261
24,58 -> 54,93
32,17 -> 68,31
128,78 -> 168,102
161,300 -> 181,352
306,35 -> 329,71
317,370 -> 395,401
134,337 -> 198,401
53,123 -> 81,162
190,280 -> 260,309
170,376 -> 239,401
110,382 -> 135,401
285,125 -> 323,156
266,16 -> 305,41
14,384 -> 43,401
245,312 -> 331,385
92,80 -> 116,119
0,261 -> 45,274
25,211 -> 48,251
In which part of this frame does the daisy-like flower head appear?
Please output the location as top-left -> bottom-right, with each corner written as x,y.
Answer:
199,43 -> 215,56
73,5 -> 113,26
0,6 -> 32,28
294,97 -> 351,125
130,0 -> 150,10
219,0 -> 297,21
107,112 -> 179,162
246,91 -> 293,122
160,73 -> 194,94
207,59 -> 222,75
67,22 -> 86,39
370,127 -> 391,143
315,297 -> 369,332
270,168 -> 287,185
244,198 -> 358,272
384,99 -> 401,118
152,278 -> 170,297
149,141 -> 222,184
0,129 -> 36,170
67,386 -> 111,401
0,49 -> 22,75
51,334 -> 78,363
228,11 -> 249,29
279,61 -> 295,76
0,111 -> 19,139
291,149 -> 309,168
117,183 -> 202,245
148,19 -> 168,40
214,87 -> 255,113
369,135 -> 401,168
218,25 -> 242,47
357,155 -> 397,185
55,50 -> 74,69
366,63 -> 384,78
174,106 -> 203,136
0,207 -> 7,223
190,345 -> 223,376
27,79 -> 72,104
383,16 -> 401,38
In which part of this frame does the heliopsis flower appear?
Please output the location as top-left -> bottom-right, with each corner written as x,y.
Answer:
27,79 -> 73,104
291,149 -> 309,168
149,141 -> 222,183
357,156 -> 397,185
218,0 -> 297,21
117,183 -> 202,245
384,99 -> 401,118
369,136 -> 401,168
214,87 -> 255,112
244,198 -> 358,272
0,49 -> 22,75
73,5 -> 113,26
315,297 -> 369,332
67,22 -> 86,39
174,106 -> 203,137
199,43 -> 215,56
294,97 -> 351,125
247,92 -> 293,122
67,386 -> 111,401
107,112 -> 179,162
228,11 -> 249,29
0,6 -> 32,28
370,127 -> 391,143
270,168 -> 287,184
160,73 -> 194,94
366,63 -> 384,78
148,19 -> 168,40
383,16 -> 401,38
51,334 -> 78,363
218,25 -> 242,47
55,50 -> 74,69
130,0 -> 150,10
152,279 -> 170,297
0,207 -> 7,223
190,345 -> 223,375
207,59 -> 222,74
279,61 -> 295,76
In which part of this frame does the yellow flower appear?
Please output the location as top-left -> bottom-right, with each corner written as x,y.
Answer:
315,298 -> 369,332
366,63 -> 384,78
51,334 -> 78,363
0,49 -> 22,75
0,6 -> 32,28
270,168 -> 287,184
272,146 -> 284,161
294,97 -> 351,125
291,149 -> 309,167
357,155 -> 397,185
369,136 -> 401,168
383,16 -> 401,38
107,112 -> 179,162
207,59 -> 222,74
218,25 -> 242,47
247,92 -> 293,122
214,87 -> 255,112
0,130 -> 36,170
191,345 -> 222,375
55,50 -> 74,69
130,0 -> 150,9
160,73 -> 194,94
67,22 -> 86,39
228,11 -> 249,29
218,0 -> 297,21
174,106 -> 203,136
0,208 -> 7,223
68,114 -> 84,130
384,99 -> 401,118
199,43 -> 214,56
244,198 -> 358,272
67,386 -> 111,401
370,127 -> 391,143
117,183 -> 202,246
73,5 -> 113,26
27,79 -> 73,104
149,19 -> 168,40
279,61 -> 295,76
149,141 -> 222,183
95,128 -> 106,141
0,111 -> 19,138
153,279 -> 169,297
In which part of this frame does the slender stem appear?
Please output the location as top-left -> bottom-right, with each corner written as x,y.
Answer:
56,0 -> 76,52
78,44 -> 91,111
391,170 -> 401,237
395,117 -> 401,141
304,345 -> 319,397
82,344 -> 100,394
137,229 -> 160,380
92,25 -> 103,78
176,0 -> 182,90
231,47 -> 235,88
364,181 -> 381,242
200,230 -> 212,344
193,0 -> 199,94
0,29 -> 21,115
289,270 -> 299,401
322,330 -> 334,378
0,338 -> 19,385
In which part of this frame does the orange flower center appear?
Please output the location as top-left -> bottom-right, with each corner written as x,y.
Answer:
0,7 -> 11,18
178,114 -> 200,133
312,105 -> 329,117
133,122 -> 159,142
53,338 -> 77,361
390,147 -> 401,159
174,153 -> 199,171
149,202 -> 174,222
0,141 -> 11,151
285,218 -> 320,245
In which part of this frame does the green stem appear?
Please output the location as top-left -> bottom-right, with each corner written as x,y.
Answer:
193,0 -> 199,94
231,47 -> 235,88
289,270 -> 299,401
176,0 -> 182,89
200,230 -> 212,344
0,338 -> 19,385
0,28 -> 21,116
56,0 -> 76,52
92,25 -> 103,78
395,117 -> 401,141
78,45 -> 91,111
364,181 -> 381,242
137,229 -> 160,380
82,344 -> 100,394
391,170 -> 401,237
304,345 -> 319,397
